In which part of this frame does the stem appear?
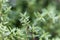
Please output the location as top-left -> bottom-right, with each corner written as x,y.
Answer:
32,25 -> 34,40
26,26 -> 28,40
0,0 -> 2,15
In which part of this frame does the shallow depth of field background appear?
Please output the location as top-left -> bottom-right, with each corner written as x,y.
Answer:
0,0 -> 60,40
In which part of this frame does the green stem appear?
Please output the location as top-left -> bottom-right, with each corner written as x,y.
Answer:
32,25 -> 34,40
0,0 -> 2,15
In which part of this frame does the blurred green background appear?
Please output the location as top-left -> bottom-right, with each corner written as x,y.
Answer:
0,0 -> 60,40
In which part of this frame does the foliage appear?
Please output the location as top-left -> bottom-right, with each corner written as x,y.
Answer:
0,0 -> 60,40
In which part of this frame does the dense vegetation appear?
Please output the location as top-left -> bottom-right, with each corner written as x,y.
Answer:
0,0 -> 60,40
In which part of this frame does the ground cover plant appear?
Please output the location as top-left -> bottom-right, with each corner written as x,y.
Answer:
0,0 -> 60,40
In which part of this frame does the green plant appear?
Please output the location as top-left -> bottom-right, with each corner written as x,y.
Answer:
0,0 -> 60,40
